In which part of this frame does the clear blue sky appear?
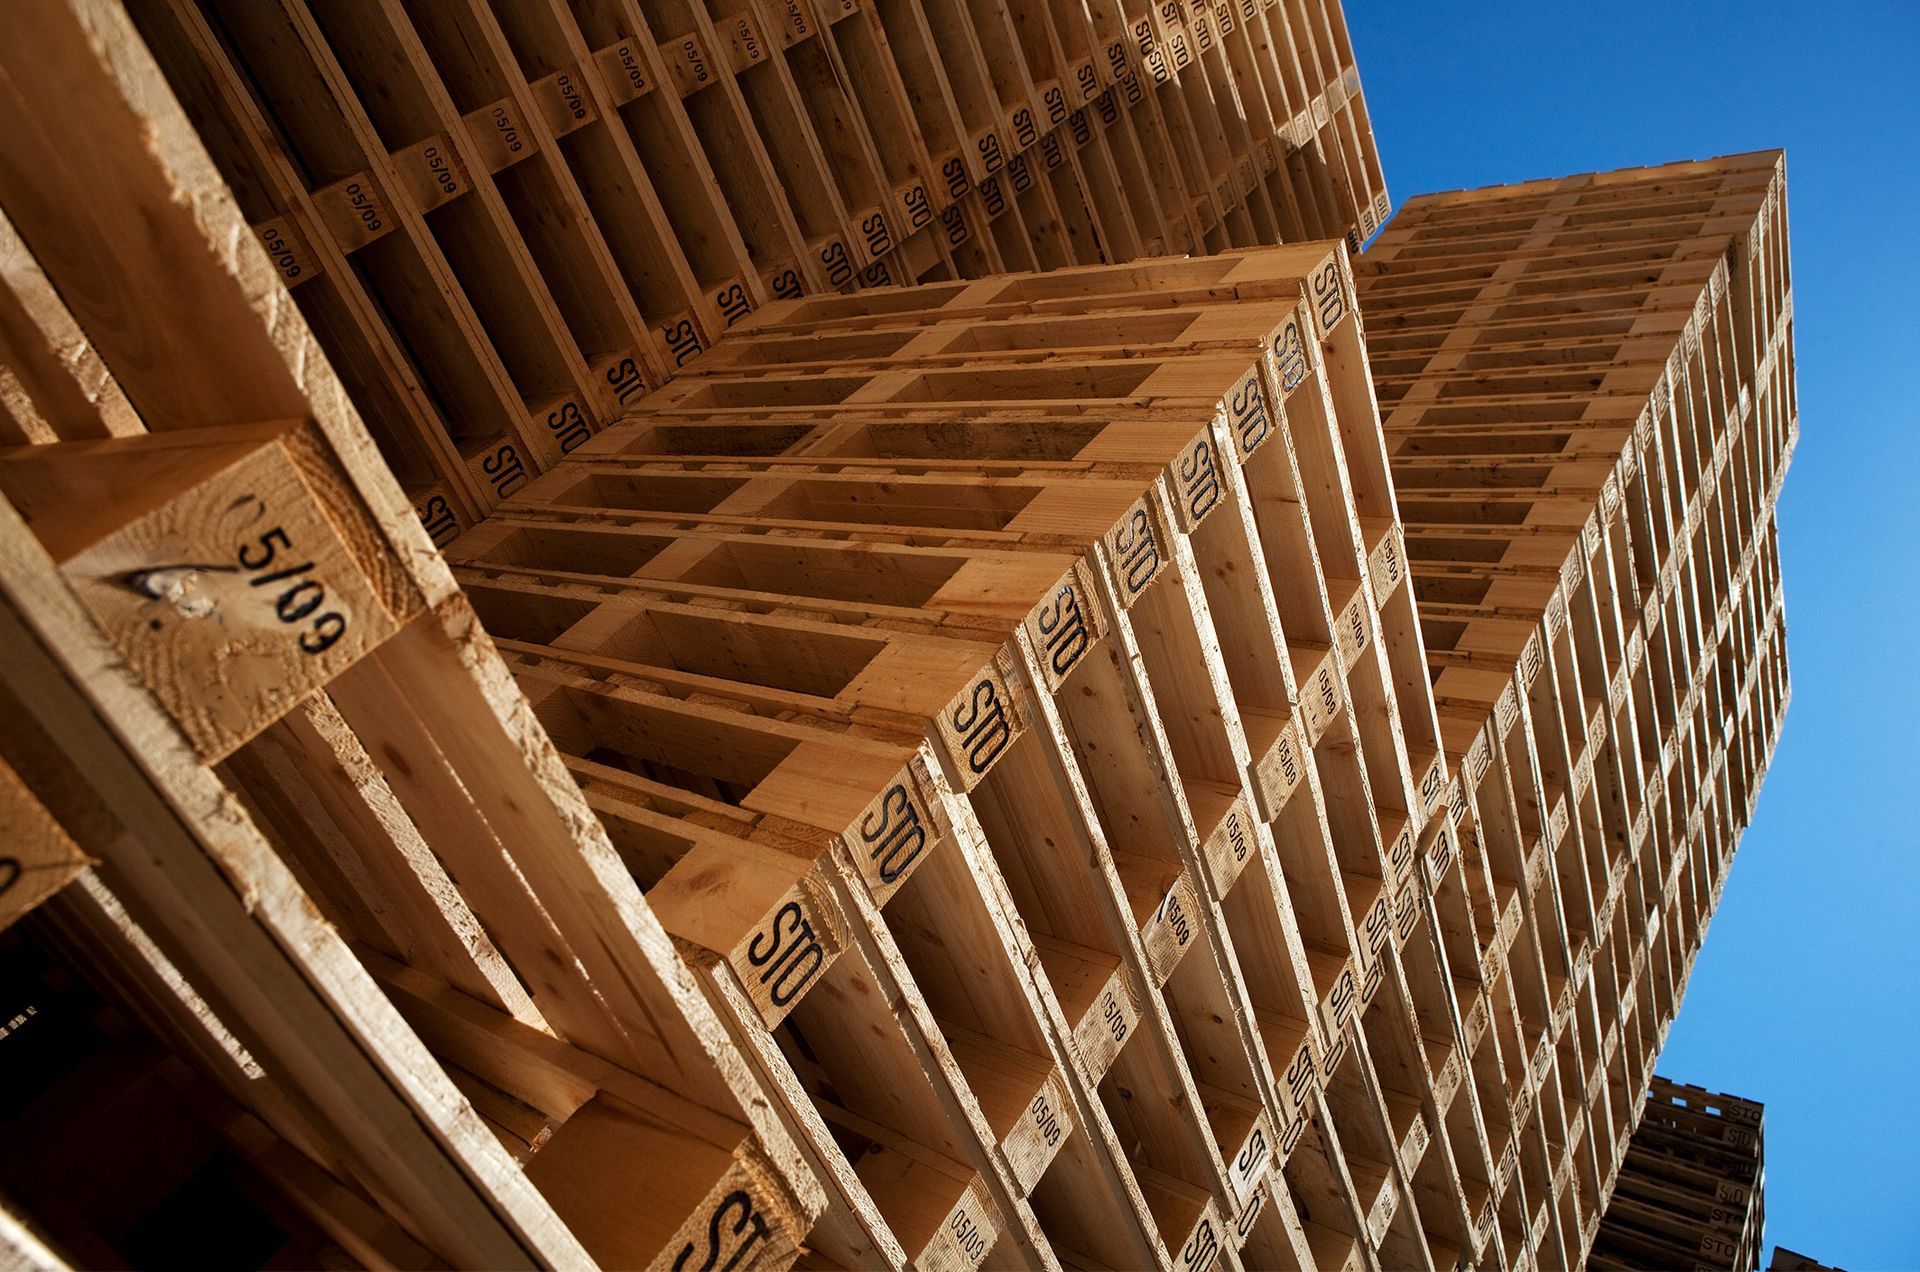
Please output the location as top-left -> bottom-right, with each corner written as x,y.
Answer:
1344,4 -> 1920,1265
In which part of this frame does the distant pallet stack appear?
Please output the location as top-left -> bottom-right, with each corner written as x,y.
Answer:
0,3 -> 822,1267
1353,152 -> 1797,1266
1590,1076 -> 1764,1272
444,242 -> 1504,1269
126,0 -> 1385,546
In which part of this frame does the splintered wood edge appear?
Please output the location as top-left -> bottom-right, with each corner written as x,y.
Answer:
0,1198 -> 63,1271
0,203 -> 143,442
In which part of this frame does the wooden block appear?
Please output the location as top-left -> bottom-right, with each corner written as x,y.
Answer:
853,256 -> 894,293
1005,104 -> 1041,154
250,217 -> 322,288
1135,864 -> 1199,983
656,311 -> 709,369
759,262 -> 807,304
1049,945 -> 1134,1082
1070,59 -> 1101,104
716,13 -> 772,71
1207,1090 -> 1272,1211
409,484 -> 465,550
529,392 -> 595,463
591,39 -> 658,104
711,278 -> 756,330
1307,254 -> 1350,340
463,98 -> 537,172
524,1093 -> 801,1271
1197,790 -> 1256,897
642,822 -> 849,1030
465,436 -> 534,506
530,68 -> 600,138
941,1024 -> 1072,1191
661,33 -> 721,96
1366,522 -> 1404,602
893,179 -> 935,238
311,172 -> 395,251
0,755 -> 90,931
1101,492 -> 1171,609
1020,560 -> 1107,693
1249,714 -> 1305,823
1334,586 -> 1370,666
765,0 -> 819,43
852,206 -> 896,262
932,199 -> 970,251
594,351 -> 654,414
1293,644 -> 1341,743
1392,888 -> 1420,948
0,423 -> 411,759
1418,813 -> 1455,886
813,235 -> 858,289
391,134 -> 472,213
933,648 -> 1026,790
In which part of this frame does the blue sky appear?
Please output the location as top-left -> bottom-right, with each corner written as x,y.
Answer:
1344,3 -> 1920,1264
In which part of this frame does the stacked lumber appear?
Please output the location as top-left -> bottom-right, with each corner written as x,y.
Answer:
0,0 -> 1806,1263
0,3 -> 822,1267
443,242 -> 1491,1269
123,0 -> 1385,547
1590,1076 -> 1765,1272
1353,152 -> 1797,1266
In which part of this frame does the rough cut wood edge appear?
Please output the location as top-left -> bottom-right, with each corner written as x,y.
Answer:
0,1199 -> 67,1272
0,203 -> 142,443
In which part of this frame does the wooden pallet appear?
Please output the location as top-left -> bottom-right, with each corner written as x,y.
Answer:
0,4 -> 823,1267
1354,152 -> 1796,1270
122,0 -> 1387,548
435,239 -> 1481,1269
1588,1076 -> 1764,1272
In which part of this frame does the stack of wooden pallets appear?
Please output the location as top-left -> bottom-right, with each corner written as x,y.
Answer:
0,4 -> 822,1266
1589,1076 -> 1764,1272
1351,151 -> 1796,1266
0,8 -> 1443,1266
125,0 -> 1385,550
0,1 -> 1802,1268
445,244 -> 1470,1269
